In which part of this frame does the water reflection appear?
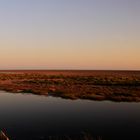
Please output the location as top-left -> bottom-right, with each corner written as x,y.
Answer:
0,91 -> 140,140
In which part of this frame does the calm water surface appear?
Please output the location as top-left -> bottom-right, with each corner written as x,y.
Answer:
0,91 -> 140,140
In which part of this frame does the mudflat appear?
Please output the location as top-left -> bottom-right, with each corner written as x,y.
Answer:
0,70 -> 140,102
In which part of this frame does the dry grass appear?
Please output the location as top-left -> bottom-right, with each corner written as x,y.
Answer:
0,130 -> 101,140
0,70 -> 140,102
0,131 -> 9,140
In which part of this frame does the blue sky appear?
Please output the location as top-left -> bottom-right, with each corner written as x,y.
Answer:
0,0 -> 140,70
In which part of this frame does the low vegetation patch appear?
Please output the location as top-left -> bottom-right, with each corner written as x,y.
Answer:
0,70 -> 140,102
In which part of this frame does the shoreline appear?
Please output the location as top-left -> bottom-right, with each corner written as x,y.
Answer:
0,70 -> 140,102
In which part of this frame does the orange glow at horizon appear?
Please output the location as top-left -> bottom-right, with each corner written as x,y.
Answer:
0,38 -> 139,70
0,0 -> 139,70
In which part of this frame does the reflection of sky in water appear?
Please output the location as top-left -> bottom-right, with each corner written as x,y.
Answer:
0,91 -> 140,140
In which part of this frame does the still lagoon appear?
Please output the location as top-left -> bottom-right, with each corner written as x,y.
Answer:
0,91 -> 140,140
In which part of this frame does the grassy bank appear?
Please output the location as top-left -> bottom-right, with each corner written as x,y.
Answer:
0,70 -> 140,102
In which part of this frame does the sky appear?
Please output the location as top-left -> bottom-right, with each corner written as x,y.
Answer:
0,0 -> 140,70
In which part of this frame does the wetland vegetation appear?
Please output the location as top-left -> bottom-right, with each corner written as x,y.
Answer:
0,70 -> 140,102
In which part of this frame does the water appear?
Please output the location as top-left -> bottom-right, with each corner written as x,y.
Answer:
0,91 -> 140,140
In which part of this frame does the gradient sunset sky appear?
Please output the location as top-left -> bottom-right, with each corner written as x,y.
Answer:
0,0 -> 139,70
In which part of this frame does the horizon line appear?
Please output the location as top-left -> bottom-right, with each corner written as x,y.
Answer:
0,69 -> 140,71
